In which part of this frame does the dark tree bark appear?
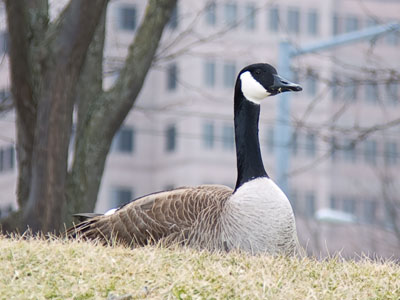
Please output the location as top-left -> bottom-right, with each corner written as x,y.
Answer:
5,0 -> 38,209
23,0 -> 108,232
1,0 -> 177,233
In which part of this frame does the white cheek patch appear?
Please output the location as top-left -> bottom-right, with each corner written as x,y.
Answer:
240,71 -> 271,104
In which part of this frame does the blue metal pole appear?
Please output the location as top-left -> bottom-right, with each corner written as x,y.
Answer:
275,41 -> 294,195
293,22 -> 400,57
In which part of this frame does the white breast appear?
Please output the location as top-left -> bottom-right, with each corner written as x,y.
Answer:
221,177 -> 298,254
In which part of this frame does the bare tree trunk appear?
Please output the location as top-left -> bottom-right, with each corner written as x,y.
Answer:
3,0 -> 49,232
4,0 -> 109,233
24,0 -> 109,232
2,0 -> 177,233
5,1 -> 39,209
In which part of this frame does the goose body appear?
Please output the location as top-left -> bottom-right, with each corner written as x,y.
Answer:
68,63 -> 302,254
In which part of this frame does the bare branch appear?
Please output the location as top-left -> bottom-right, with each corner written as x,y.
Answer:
21,0 -> 109,232
46,0 -> 108,75
75,8 -> 106,136
288,151 -> 332,177
103,0 -> 178,133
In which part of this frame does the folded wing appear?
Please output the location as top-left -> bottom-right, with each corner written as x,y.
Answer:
67,185 -> 232,247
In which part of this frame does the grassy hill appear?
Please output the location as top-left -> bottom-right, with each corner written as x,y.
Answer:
0,236 -> 399,299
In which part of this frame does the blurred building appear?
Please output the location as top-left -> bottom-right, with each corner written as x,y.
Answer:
0,0 -> 400,258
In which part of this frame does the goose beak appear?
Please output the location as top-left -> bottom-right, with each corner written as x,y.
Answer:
270,74 -> 302,94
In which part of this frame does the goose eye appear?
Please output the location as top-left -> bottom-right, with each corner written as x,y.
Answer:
254,69 -> 261,75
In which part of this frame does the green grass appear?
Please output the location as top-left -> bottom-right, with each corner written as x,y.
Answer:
0,236 -> 399,300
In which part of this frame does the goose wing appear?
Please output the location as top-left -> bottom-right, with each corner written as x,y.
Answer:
67,185 -> 232,246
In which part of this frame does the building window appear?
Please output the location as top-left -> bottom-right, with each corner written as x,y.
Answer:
344,78 -> 358,102
204,61 -> 216,87
364,140 -> 377,165
168,6 -> 178,29
330,136 -> 337,161
203,122 -> 215,149
0,31 -> 8,55
0,89 -> 11,108
223,63 -> 236,88
289,189 -> 298,213
385,30 -> 400,46
331,74 -> 339,99
287,7 -> 300,34
306,73 -> 318,96
363,200 -> 376,224
305,192 -> 316,217
0,146 -> 15,173
266,127 -> 274,153
343,139 -> 356,162
119,6 -> 137,31
332,14 -> 340,35
222,124 -> 234,150
305,133 -> 316,157
245,4 -> 256,30
291,132 -> 298,156
292,70 -> 299,83
111,187 -> 133,208
366,18 -> 378,28
166,124 -> 177,152
345,16 -> 359,33
384,141 -> 397,165
384,202 -> 395,229
0,89 -> 10,101
205,2 -> 217,26
343,198 -> 356,214
365,81 -> 379,104
167,63 -> 178,91
113,127 -> 134,153
330,195 -> 339,210
224,3 -> 237,27
268,7 -> 279,32
307,10 -> 319,36
386,81 -> 398,104
0,204 -> 13,219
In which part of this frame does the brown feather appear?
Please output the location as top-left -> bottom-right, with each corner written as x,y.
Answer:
67,185 -> 232,249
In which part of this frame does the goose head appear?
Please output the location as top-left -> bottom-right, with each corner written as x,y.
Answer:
238,63 -> 302,104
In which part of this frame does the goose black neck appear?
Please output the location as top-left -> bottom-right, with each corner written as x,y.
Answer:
234,84 -> 268,191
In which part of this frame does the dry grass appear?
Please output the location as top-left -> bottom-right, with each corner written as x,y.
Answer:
0,235 -> 399,300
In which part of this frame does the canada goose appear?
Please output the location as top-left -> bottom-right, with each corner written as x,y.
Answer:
68,63 -> 302,254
